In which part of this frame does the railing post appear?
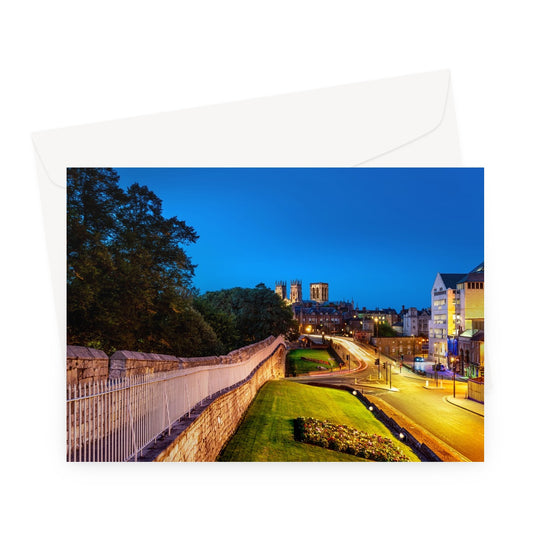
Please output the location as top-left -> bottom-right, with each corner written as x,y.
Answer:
164,383 -> 171,436
126,389 -> 138,462
186,382 -> 191,418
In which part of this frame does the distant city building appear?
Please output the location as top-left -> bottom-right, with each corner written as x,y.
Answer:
457,330 -> 484,378
428,262 -> 484,376
454,262 -> 484,334
449,262 -> 484,378
275,280 -> 287,301
403,307 -> 419,336
373,336 -> 426,359
392,322 -> 404,335
348,315 -> 377,335
418,309 -> 431,336
310,282 -> 329,304
347,307 -> 398,334
290,280 -> 302,303
402,307 -> 431,337
428,272 -> 464,360
293,304 -> 344,334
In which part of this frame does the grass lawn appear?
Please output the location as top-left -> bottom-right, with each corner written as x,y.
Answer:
217,380 -> 419,462
287,348 -> 339,375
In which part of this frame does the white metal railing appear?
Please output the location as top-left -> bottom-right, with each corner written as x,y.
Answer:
66,336 -> 284,462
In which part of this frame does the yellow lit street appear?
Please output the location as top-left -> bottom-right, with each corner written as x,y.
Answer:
292,335 -> 484,462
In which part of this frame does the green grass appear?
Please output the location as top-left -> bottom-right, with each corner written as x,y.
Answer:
287,348 -> 339,375
217,380 -> 420,462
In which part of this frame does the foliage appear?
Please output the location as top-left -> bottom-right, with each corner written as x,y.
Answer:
195,284 -> 299,350
67,168 -> 220,356
295,417 -> 410,461
192,296 -> 240,354
377,322 -> 397,337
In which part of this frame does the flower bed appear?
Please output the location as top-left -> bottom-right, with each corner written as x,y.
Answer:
295,417 -> 410,462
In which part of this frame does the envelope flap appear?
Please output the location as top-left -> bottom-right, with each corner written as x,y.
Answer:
33,70 -> 452,187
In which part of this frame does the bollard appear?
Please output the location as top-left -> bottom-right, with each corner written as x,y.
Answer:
426,380 -> 428,387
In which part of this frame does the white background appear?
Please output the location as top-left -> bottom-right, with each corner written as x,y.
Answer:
1,1 -> 531,531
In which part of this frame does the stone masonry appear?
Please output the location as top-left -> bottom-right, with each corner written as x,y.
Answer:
150,342 -> 287,462
67,336 -> 279,384
67,346 -> 109,386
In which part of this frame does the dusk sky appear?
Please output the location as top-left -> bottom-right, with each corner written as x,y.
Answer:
115,167 -> 484,310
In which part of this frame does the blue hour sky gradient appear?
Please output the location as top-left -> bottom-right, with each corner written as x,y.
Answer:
115,167 -> 484,310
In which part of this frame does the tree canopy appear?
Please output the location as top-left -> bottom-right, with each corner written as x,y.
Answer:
67,168 -> 220,356
194,284 -> 300,349
67,169 -> 297,356
376,322 -> 397,337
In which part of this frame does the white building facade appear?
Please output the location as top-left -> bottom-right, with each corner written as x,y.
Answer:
428,273 -> 464,360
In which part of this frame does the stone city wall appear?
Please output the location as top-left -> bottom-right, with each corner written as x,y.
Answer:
67,346 -> 109,387
66,336 -> 278,384
151,342 -> 287,462
329,341 -> 351,367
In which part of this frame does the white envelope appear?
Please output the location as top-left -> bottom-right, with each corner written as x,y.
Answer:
32,69 -> 460,341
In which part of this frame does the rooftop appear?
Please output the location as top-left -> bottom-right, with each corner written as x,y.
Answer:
470,261 -> 484,273
439,273 -> 466,289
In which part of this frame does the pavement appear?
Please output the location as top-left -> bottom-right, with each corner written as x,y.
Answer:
444,395 -> 484,416
355,374 -> 484,417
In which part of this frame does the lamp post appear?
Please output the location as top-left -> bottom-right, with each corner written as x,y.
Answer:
450,356 -> 456,398
374,318 -> 381,379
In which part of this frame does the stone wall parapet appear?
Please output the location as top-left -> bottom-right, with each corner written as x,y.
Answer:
109,336 -> 278,379
67,346 -> 109,386
68,336 -> 281,383
146,341 -> 287,462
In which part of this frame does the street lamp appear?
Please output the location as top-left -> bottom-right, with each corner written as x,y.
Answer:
373,317 -> 381,380
450,356 -> 456,398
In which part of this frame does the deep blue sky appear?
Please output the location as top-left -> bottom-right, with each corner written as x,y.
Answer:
115,168 -> 484,310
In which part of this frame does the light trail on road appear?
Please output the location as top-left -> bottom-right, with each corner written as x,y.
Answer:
302,335 -> 484,461
309,334 -> 374,373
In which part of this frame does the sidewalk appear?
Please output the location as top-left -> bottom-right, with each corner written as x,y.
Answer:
357,370 -> 484,416
444,395 -> 484,416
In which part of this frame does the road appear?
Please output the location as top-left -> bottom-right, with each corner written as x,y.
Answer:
292,335 -> 484,462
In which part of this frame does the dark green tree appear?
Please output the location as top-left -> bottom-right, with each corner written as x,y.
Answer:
197,284 -> 298,349
67,168 -> 125,350
376,322 -> 397,337
67,168 -> 220,356
192,296 -> 240,354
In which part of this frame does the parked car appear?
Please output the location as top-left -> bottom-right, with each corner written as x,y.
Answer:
432,363 -> 446,371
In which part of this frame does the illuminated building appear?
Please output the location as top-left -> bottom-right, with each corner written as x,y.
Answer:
454,262 -> 484,333
310,282 -> 329,304
429,262 -> 484,373
275,281 -> 287,301
293,304 -> 344,334
428,273 -> 464,360
289,280 -> 302,303
451,262 -> 484,377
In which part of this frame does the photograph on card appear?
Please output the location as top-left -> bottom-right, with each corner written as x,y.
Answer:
66,167 -> 484,462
